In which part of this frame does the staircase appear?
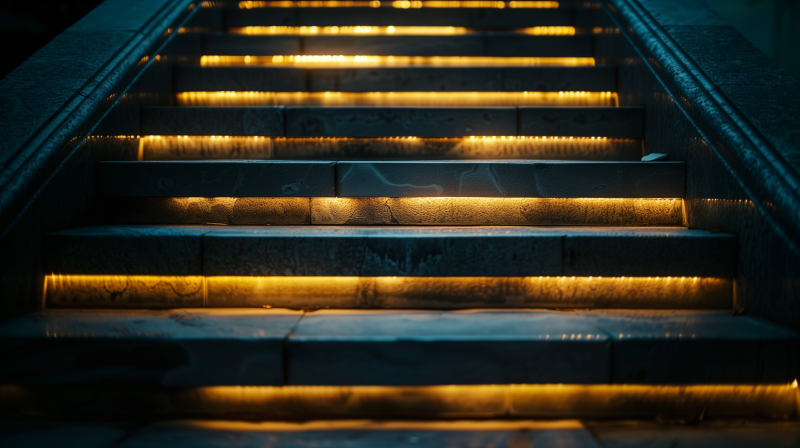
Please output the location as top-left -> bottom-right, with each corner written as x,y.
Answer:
2,1 -> 799,446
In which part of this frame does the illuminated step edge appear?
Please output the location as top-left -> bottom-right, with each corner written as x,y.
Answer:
98,420 -> 602,448
104,197 -> 683,226
196,55 -> 597,67
3,383 -> 797,419
137,136 -> 640,161
223,6 -> 573,28
140,106 -> 640,138
0,310 -> 796,385
226,25 -> 576,35
44,226 -> 736,277
201,33 -> 593,57
176,66 -> 614,92
96,161 -> 677,198
45,275 -> 731,309
235,1 -> 561,9
175,91 -> 618,107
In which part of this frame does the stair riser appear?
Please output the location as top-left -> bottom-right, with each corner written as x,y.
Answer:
139,136 -> 642,161
175,66 -> 617,93
103,197 -> 682,226
45,275 -> 732,309
2,384 -> 796,419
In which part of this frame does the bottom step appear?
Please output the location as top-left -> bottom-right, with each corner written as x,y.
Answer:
0,310 -> 797,386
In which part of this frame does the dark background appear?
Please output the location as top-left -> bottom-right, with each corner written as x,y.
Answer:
0,0 -> 105,80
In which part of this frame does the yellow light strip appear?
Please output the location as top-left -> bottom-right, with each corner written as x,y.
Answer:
176,91 -> 617,107
230,26 -> 467,34
241,1 -> 379,7
521,26 -> 575,35
46,275 -> 727,309
138,135 -> 641,162
390,1 -> 559,8
238,0 -> 559,7
199,55 -> 595,66
5,384 -> 796,419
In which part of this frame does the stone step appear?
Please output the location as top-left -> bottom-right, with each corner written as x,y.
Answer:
141,107 -> 641,138
175,65 -> 617,92
96,160 -> 679,198
222,7 -> 575,28
202,33 -> 594,56
139,136 -> 642,162
0,310 -> 796,386
44,226 -> 734,277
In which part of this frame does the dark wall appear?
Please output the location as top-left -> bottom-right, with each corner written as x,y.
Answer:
0,0 -> 106,80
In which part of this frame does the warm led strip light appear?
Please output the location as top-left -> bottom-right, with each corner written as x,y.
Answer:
5,384 -> 797,418
522,26 -> 575,35
238,1 -> 559,7
199,55 -> 595,66
176,91 -> 617,107
230,26 -> 468,34
46,275 -> 727,309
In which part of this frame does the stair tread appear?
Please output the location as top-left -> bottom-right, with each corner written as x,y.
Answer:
175,65 -> 617,93
45,225 -> 736,277
0,309 -> 795,386
116,420 -> 601,448
223,7 -> 575,28
97,159 -> 678,198
142,106 -> 638,138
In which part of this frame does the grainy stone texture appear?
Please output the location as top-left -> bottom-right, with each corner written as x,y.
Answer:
0,309 -> 302,386
224,7 -> 573,27
117,420 -> 601,448
176,66 -> 617,92
141,107 -> 285,136
285,107 -> 517,137
205,276 -> 730,310
102,197 -> 680,226
310,198 -> 682,226
584,310 -> 800,384
97,161 -> 335,197
45,225 -> 210,275
46,275 -> 205,308
287,310 -> 611,385
336,161 -> 684,198
519,107 -> 643,138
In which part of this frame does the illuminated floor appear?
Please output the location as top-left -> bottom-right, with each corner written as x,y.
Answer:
175,91 -> 617,107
